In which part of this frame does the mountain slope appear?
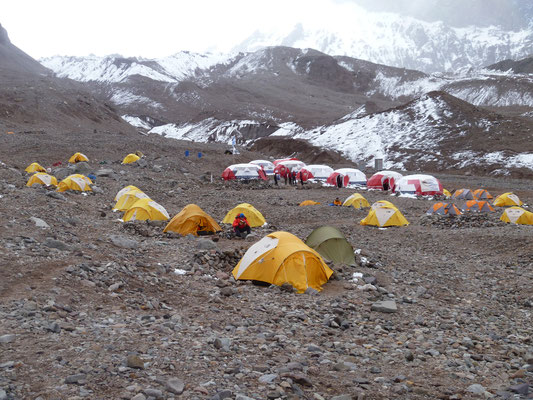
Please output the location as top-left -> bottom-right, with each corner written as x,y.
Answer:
289,91 -> 533,176
487,56 -> 533,74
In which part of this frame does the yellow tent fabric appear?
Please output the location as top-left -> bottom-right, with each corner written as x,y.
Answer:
443,189 -> 451,198
25,162 -> 46,173
26,173 -> 57,187
163,204 -> 221,235
222,203 -> 266,227
122,154 -> 140,164
299,200 -> 320,206
68,152 -> 89,163
57,174 -> 92,192
342,193 -> 369,208
135,151 -> 144,158
232,231 -> 333,293
113,189 -> 149,211
371,200 -> 398,210
500,207 -> 533,225
361,206 -> 409,227
123,198 -> 169,221
114,185 -> 140,201
493,192 -> 523,207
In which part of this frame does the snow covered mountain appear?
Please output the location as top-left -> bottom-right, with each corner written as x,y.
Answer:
233,2 -> 533,74
288,91 -> 533,175
40,46 -> 533,177
41,51 -> 229,83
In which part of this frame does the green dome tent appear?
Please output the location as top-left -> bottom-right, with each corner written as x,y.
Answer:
305,226 -> 355,266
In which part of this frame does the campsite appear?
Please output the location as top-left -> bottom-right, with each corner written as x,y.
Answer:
1,136 -> 532,400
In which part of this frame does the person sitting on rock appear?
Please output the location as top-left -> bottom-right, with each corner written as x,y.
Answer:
333,197 -> 342,206
233,213 -> 251,238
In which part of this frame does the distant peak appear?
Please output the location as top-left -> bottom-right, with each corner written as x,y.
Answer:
0,23 -> 10,45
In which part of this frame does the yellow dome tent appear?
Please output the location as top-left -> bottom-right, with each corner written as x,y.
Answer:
443,189 -> 451,198
123,198 -> 169,222
25,162 -> 46,173
57,174 -> 93,192
114,185 -> 140,201
163,204 -> 221,235
113,189 -> 149,211
299,200 -> 320,206
500,207 -> 533,225
493,192 -> 523,207
371,200 -> 398,210
68,152 -> 89,163
342,193 -> 369,208
232,231 -> 333,293
26,173 -> 57,187
361,206 -> 409,227
122,154 -> 141,164
222,203 -> 266,227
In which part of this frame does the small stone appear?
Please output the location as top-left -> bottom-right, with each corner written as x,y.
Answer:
0,334 -> 16,343
331,395 -> 352,400
258,373 -> 278,383
0,389 -> 7,400
211,389 -> 232,400
166,378 -> 185,395
143,388 -> 163,399
196,239 -> 217,250
467,384 -> 486,394
65,373 -> 86,384
305,287 -> 319,296
235,395 -> 256,400
371,300 -> 397,313
126,355 -> 145,369
43,238 -> 70,251
110,235 -> 138,249
213,337 -> 231,351
509,383 -> 529,395
510,369 -> 525,379
30,217 -> 49,228
131,394 -> 146,400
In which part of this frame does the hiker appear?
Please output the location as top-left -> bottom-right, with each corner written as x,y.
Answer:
288,169 -> 293,185
333,197 -> 342,206
233,213 -> 251,238
274,172 -> 278,186
284,171 -> 288,185
292,170 -> 297,185
336,174 -> 342,188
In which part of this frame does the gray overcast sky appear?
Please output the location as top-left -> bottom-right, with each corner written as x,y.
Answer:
3,0 -> 529,59
3,0 -> 347,58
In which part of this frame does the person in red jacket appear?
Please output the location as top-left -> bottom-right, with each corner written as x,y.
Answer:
233,213 -> 251,238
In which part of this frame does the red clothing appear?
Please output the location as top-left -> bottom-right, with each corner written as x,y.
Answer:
232,216 -> 250,229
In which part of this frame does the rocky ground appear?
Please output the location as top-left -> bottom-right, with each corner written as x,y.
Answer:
0,138 -> 532,400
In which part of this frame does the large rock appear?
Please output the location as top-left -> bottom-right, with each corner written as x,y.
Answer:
371,300 -> 397,313
110,235 -> 138,249
72,162 -> 92,175
30,217 -> 49,229
166,378 -> 185,395
43,238 -> 70,251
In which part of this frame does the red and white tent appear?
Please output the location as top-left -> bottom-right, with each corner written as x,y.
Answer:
393,174 -> 443,196
302,165 -> 334,180
367,171 -> 403,190
296,168 -> 313,182
273,157 -> 300,166
326,172 -> 350,187
222,163 -> 268,181
249,160 -> 275,175
327,168 -> 366,187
